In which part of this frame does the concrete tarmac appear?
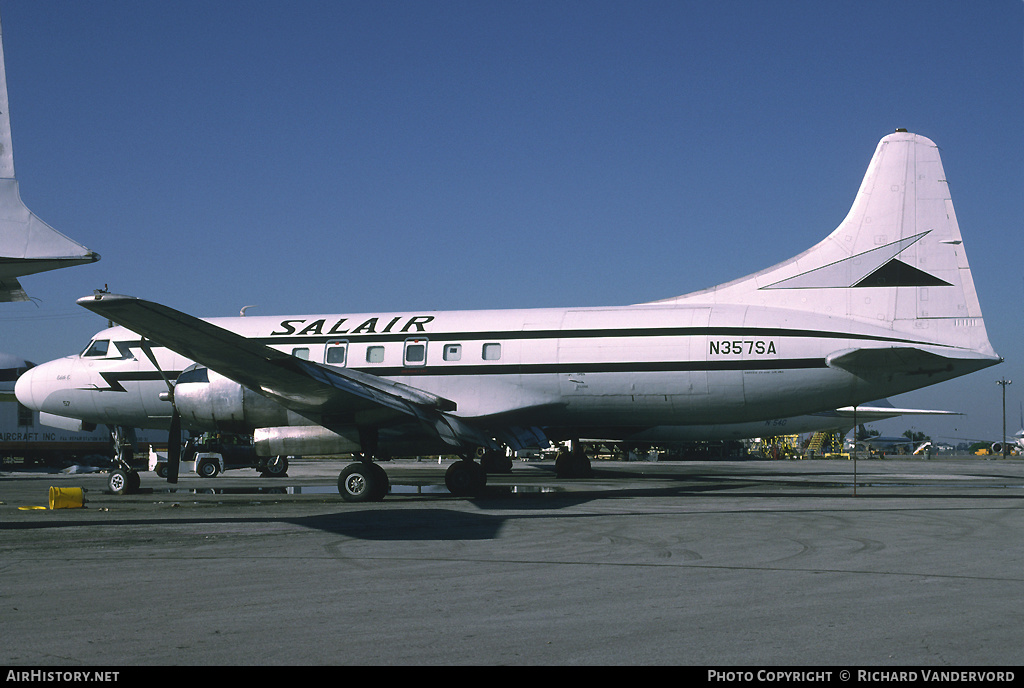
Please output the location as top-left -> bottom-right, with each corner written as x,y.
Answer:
2,457 -> 1023,666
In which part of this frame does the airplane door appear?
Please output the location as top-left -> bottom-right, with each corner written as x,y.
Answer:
556,310 -> 597,400
520,315 -> 561,403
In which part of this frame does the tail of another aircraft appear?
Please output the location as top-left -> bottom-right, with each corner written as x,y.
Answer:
662,130 -> 998,362
0,14 -> 98,301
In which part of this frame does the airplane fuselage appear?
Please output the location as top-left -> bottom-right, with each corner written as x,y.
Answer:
18,298 -> 987,449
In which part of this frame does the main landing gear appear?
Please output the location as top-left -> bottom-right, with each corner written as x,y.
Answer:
335,455 -> 491,502
337,459 -> 391,502
336,436 -> 496,501
338,428 -> 394,502
555,443 -> 593,478
444,459 -> 487,496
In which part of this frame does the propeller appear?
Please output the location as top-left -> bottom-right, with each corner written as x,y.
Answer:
166,406 -> 181,484
140,338 -> 182,484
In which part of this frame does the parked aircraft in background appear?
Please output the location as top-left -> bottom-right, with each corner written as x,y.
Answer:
990,431 -> 1024,456
0,15 -> 98,302
17,131 -> 1001,499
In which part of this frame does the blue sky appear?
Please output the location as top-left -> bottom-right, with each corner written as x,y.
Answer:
1,0 -> 1021,445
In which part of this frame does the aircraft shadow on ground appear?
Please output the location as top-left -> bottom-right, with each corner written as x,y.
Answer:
4,464 -> 1023,542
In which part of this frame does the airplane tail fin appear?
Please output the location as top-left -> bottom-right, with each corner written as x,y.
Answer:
0,14 -> 98,302
662,130 -> 998,362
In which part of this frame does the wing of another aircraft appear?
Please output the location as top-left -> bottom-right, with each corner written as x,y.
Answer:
75,293 -> 479,448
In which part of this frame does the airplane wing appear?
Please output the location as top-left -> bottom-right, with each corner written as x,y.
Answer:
75,293 -> 484,448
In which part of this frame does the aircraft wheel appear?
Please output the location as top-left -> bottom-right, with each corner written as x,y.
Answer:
127,470 -> 141,492
555,448 -> 592,478
338,463 -> 385,502
575,450 -> 593,477
445,460 -> 486,497
108,469 -> 132,495
260,455 -> 289,477
370,462 -> 390,497
554,450 -> 574,477
197,458 -> 220,478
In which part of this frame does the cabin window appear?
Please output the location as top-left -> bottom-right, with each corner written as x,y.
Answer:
325,341 -> 348,366
404,339 -> 427,367
291,347 -> 310,360
82,339 -> 110,357
482,343 -> 502,361
366,346 -> 385,363
443,344 -> 462,361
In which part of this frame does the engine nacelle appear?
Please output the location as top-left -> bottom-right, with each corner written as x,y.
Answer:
173,365 -> 296,433
254,426 -> 362,457
254,424 -> 452,458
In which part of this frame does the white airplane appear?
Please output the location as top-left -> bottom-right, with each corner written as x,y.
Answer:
965,405 -> 1024,456
0,15 -> 98,302
16,131 -> 1001,500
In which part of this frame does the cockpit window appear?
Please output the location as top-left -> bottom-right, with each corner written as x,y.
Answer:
176,365 -> 210,385
82,340 -> 110,357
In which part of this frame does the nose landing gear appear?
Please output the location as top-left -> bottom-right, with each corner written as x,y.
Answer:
107,467 -> 141,495
107,425 -> 141,494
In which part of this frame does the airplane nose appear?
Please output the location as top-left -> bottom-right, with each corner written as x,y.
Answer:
15,357 -> 69,412
14,362 -> 41,410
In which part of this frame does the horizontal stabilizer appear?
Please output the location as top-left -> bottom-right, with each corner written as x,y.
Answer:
0,18 -> 98,300
0,274 -> 25,302
833,405 -> 961,419
826,346 -> 994,380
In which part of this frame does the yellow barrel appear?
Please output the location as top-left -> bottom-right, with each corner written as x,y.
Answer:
48,486 -> 84,509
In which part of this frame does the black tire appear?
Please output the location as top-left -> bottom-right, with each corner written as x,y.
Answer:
555,450 -> 573,478
444,460 -> 486,497
370,462 -> 390,498
260,455 -> 289,477
556,448 -> 592,478
338,463 -> 385,502
197,458 -> 220,478
108,469 -> 131,495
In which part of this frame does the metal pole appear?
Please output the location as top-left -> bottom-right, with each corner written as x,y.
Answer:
997,379 -> 1012,458
853,405 -> 857,496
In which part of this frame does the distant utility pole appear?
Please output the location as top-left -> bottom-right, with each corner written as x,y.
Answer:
997,379 -> 1012,458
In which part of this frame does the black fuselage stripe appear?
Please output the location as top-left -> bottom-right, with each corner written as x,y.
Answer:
351,358 -> 828,377
247,326 -> 943,348
93,358 -> 827,390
